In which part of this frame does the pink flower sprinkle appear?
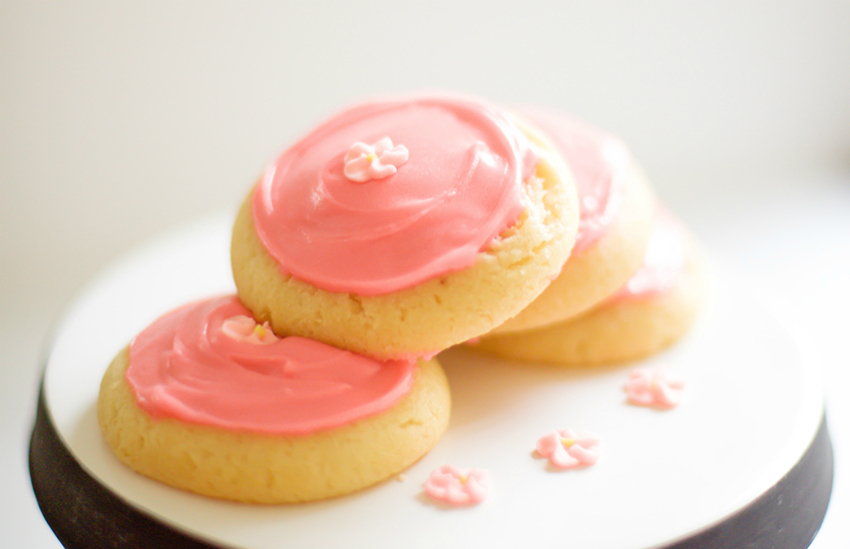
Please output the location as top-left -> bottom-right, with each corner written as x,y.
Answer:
624,368 -> 684,409
423,465 -> 489,506
221,315 -> 280,345
535,429 -> 600,469
343,137 -> 409,182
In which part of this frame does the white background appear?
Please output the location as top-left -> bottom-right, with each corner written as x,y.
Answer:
2,1 -> 849,547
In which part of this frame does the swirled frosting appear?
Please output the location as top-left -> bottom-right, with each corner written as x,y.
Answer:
517,106 -> 629,255
126,296 -> 416,435
253,94 -> 538,295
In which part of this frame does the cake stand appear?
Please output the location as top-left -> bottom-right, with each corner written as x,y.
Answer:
30,215 -> 833,549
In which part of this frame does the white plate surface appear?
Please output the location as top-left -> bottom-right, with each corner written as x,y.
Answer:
42,215 -> 825,549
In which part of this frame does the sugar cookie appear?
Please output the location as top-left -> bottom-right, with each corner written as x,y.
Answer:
472,210 -> 703,365
97,296 -> 451,503
231,94 -> 579,359
490,108 -> 656,334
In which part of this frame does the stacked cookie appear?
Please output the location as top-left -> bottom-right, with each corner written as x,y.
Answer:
472,107 -> 703,364
230,96 -> 580,360
97,93 -> 583,503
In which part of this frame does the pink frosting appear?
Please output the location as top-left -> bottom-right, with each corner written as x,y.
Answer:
126,296 -> 416,435
343,137 -> 409,182
220,315 -> 280,345
423,465 -> 489,506
535,428 -> 600,469
517,106 -> 629,255
608,209 -> 687,303
253,93 -> 537,295
624,368 -> 685,409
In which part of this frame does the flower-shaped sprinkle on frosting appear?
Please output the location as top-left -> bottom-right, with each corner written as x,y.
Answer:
624,368 -> 684,409
535,428 -> 600,470
423,465 -> 489,506
221,315 -> 280,345
343,137 -> 409,183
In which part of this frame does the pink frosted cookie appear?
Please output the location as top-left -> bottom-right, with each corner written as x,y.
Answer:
231,93 -> 579,360
489,107 -> 656,334
471,209 -> 704,365
97,295 -> 451,503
